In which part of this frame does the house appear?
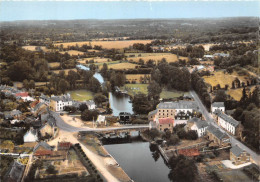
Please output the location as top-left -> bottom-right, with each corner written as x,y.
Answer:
3,161 -> 25,182
185,117 -> 209,137
15,92 -> 34,102
156,117 -> 174,132
148,110 -> 157,121
211,102 -> 225,113
32,102 -> 48,116
39,122 -> 54,138
39,94 -> 50,104
58,142 -> 72,151
96,115 -> 106,125
213,53 -> 230,58
10,109 -> 22,119
206,125 -> 231,147
33,141 -> 52,153
214,110 -> 242,136
156,100 -> 199,120
10,119 -> 21,125
49,94 -> 73,111
23,128 -> 38,143
85,100 -> 96,110
230,145 -> 251,165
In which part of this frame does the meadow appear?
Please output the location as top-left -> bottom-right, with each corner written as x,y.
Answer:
48,62 -> 60,68
125,53 -> 188,63
125,74 -> 151,84
67,90 -> 94,101
52,68 -> 77,75
54,40 -> 152,49
77,57 -> 112,64
60,50 -> 85,56
227,86 -> 256,101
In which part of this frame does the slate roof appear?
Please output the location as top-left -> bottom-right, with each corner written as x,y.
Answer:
188,117 -> 202,123
4,161 -> 25,182
217,112 -> 240,127
212,102 -> 225,108
33,141 -> 52,152
157,100 -> 198,110
207,125 -> 229,140
51,94 -> 72,102
230,145 -> 245,157
10,110 -> 22,116
195,120 -> 209,129
40,94 -> 50,101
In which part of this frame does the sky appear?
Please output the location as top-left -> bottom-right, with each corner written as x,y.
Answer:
0,1 -> 259,21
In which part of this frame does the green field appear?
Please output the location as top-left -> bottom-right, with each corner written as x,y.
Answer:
67,90 -> 94,101
123,84 -> 186,98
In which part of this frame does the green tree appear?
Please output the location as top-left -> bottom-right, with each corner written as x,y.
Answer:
59,79 -> 69,94
148,81 -> 162,100
94,93 -> 107,106
29,80 -> 35,89
81,109 -> 99,121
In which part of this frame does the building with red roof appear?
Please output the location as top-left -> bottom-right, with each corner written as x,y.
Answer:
156,117 -> 174,132
15,92 -> 34,102
58,142 -> 72,151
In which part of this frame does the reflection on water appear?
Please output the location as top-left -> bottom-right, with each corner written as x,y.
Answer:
109,92 -> 133,116
76,64 -> 104,84
104,142 -> 170,182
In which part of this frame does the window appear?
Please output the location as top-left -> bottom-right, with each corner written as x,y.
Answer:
237,157 -> 240,161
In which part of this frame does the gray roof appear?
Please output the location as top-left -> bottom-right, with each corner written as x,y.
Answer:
51,94 -> 72,102
33,141 -> 52,152
10,109 -> 22,116
148,110 -> 157,116
157,100 -> 198,110
217,112 -> 240,127
230,145 -> 246,157
40,94 -> 50,101
4,161 -> 25,182
188,117 -> 202,123
212,102 -> 225,108
207,125 -> 229,140
195,120 -> 209,129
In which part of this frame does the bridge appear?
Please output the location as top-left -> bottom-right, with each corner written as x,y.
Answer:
51,111 -> 150,133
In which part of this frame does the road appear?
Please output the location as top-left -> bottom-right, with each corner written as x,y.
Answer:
190,90 -> 260,166
51,111 -> 149,132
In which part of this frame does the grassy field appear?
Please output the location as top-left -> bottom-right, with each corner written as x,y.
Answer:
125,74 -> 151,84
60,50 -> 85,56
227,86 -> 256,101
52,68 -> 77,75
48,62 -> 60,68
68,90 -> 94,101
77,57 -> 112,64
125,53 -> 188,63
203,71 -> 249,88
22,46 -> 49,52
123,84 -> 185,98
54,40 -> 152,49
99,62 -> 138,70
13,81 -> 49,88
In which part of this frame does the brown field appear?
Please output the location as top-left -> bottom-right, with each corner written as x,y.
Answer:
52,68 -> 77,75
227,86 -> 256,101
77,57 -> 112,64
48,62 -> 60,68
22,46 -> 50,52
126,74 -> 151,83
107,62 -> 138,70
87,49 -> 101,52
13,82 -> 49,88
125,53 -> 188,63
60,50 -> 85,56
54,40 -> 153,49
203,71 -> 250,88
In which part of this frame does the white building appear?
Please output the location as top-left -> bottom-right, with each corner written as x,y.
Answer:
211,102 -> 225,113
96,115 -> 106,125
185,117 -> 209,137
215,111 -> 240,135
23,128 -> 38,142
85,100 -> 96,110
50,94 -> 73,112
39,94 -> 50,105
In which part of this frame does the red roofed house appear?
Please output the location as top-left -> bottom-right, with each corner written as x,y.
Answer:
58,142 -> 72,151
156,117 -> 174,132
178,148 -> 200,157
15,92 -> 34,102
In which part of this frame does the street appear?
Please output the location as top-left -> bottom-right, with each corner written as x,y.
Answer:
190,90 -> 259,166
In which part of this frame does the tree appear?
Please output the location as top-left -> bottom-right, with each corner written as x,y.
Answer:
186,130 -> 198,140
29,80 -> 35,89
213,90 -> 228,102
167,134 -> 180,145
46,165 -> 57,174
58,79 -> 69,94
151,68 -> 162,83
23,79 -> 29,90
148,81 -> 162,100
89,77 -> 101,93
149,129 -> 161,140
81,109 -> 99,121
94,93 -> 107,106
79,103 -> 88,112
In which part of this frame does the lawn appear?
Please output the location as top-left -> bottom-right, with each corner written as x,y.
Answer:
22,46 -> 49,52
52,68 -> 77,75
13,82 -> 49,88
123,84 -> 186,99
125,74 -> 151,84
203,71 -> 249,88
227,86 -> 256,101
102,62 -> 138,70
55,40 -> 152,49
68,90 -> 94,101
125,53 -> 188,63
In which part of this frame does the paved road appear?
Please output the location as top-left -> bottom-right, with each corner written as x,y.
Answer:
51,111 -> 149,132
190,90 -> 260,166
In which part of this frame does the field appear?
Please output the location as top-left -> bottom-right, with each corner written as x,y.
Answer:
22,46 -> 49,52
227,86 -> 256,101
77,57 -> 112,64
60,50 -> 85,56
99,62 -> 138,70
68,90 -> 94,101
125,53 -> 188,63
48,62 -> 60,68
54,40 -> 152,49
13,81 -> 49,88
203,71 -> 249,88
123,84 -> 186,98
52,68 -> 77,75
125,74 -> 151,84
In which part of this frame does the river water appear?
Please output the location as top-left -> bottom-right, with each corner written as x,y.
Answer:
77,64 -> 133,116
104,142 -> 171,182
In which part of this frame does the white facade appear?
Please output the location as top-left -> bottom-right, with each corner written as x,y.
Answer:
190,124 -> 208,137
96,115 -> 106,124
23,130 -> 38,143
54,100 -> 73,111
218,117 -> 236,135
21,96 -> 35,102
212,106 -> 225,113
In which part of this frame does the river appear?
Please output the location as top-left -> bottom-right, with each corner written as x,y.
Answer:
77,64 -> 133,116
104,142 -> 171,182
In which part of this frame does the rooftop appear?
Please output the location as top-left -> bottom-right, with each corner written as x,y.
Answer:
51,94 -> 72,102
178,148 -> 200,157
217,112 -> 240,127
158,118 -> 174,125
230,145 -> 247,157
157,100 -> 198,110
207,124 -> 230,140
33,141 -> 52,152
15,92 -> 29,97
212,102 -> 225,108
